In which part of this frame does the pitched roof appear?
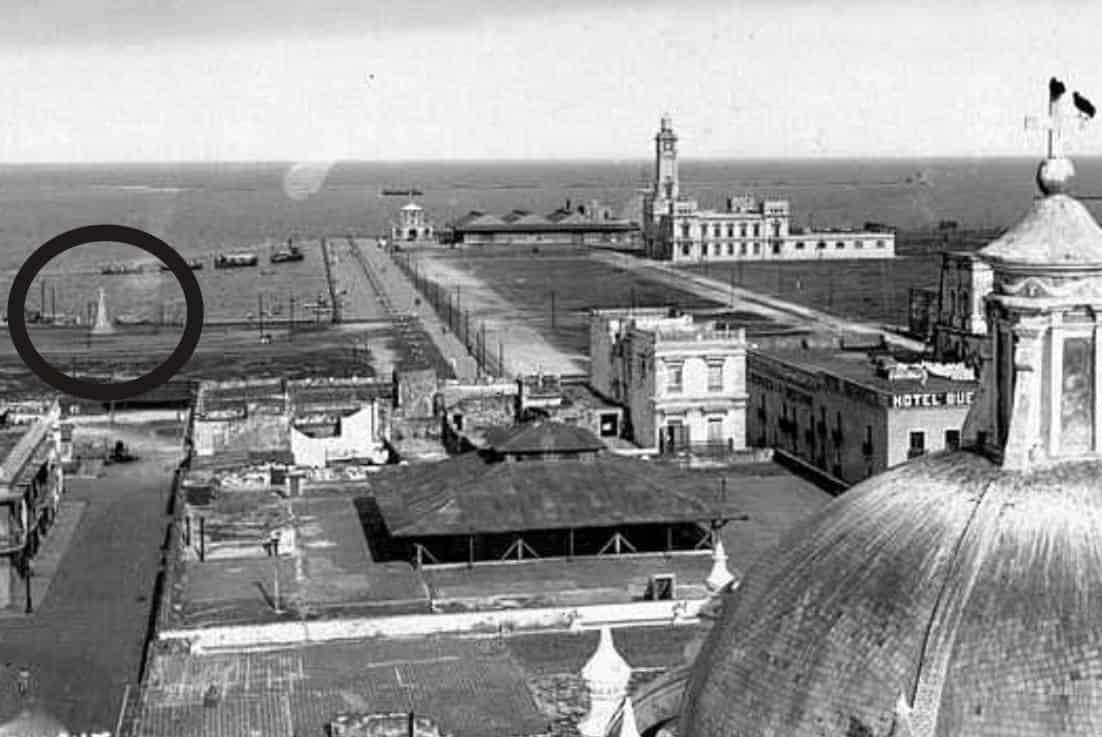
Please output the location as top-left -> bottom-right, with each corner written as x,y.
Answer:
371,453 -> 745,536
483,421 -> 603,455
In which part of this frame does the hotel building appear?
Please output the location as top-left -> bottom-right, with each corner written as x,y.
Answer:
641,115 -> 896,262
747,343 -> 978,486
589,307 -> 748,452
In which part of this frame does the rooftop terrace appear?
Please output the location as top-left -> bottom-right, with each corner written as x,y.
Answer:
137,625 -> 702,737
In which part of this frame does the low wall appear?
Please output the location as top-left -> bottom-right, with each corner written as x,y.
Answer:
159,598 -> 707,653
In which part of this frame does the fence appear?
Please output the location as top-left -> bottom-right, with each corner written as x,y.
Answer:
390,251 -> 508,379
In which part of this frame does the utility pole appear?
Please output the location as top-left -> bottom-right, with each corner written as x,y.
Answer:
550,290 -> 557,330
289,294 -> 295,341
257,293 -> 264,340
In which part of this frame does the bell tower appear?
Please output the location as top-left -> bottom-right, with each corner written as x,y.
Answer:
965,79 -> 1102,469
654,114 -> 679,201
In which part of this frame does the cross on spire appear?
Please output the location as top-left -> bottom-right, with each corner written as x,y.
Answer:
1025,77 -> 1097,160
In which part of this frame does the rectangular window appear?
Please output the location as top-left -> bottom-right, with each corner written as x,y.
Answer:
727,224 -> 735,237
945,429 -> 961,450
740,242 -> 748,255
708,416 -> 724,443
700,225 -> 708,238
836,241 -> 845,249
667,363 -> 683,393
752,242 -> 760,254
727,243 -> 734,255
713,224 -> 721,237
739,223 -> 748,237
681,223 -> 691,238
713,243 -> 721,256
752,223 -> 761,237
855,240 -> 864,249
909,431 -> 926,457
707,362 -> 723,391
1062,335 -> 1094,453
795,241 -> 805,249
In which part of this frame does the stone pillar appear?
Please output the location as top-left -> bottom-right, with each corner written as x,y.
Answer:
577,626 -> 632,737
0,555 -> 10,609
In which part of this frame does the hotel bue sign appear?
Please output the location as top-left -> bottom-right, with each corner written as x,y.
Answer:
891,391 -> 976,409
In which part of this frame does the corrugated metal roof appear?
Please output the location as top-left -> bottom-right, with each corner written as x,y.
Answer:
483,421 -> 604,455
372,453 -> 749,536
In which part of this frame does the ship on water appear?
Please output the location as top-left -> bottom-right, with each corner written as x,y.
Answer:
214,252 -> 258,269
270,238 -> 305,263
100,263 -> 145,275
159,258 -> 205,271
380,187 -> 423,197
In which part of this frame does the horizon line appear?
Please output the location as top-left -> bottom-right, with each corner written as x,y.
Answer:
0,153 -> 1075,167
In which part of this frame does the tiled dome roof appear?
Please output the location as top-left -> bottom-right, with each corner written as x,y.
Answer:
679,451 -> 1102,736
981,193 -> 1102,267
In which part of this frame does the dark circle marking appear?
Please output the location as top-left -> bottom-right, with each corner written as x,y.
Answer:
7,225 -> 204,401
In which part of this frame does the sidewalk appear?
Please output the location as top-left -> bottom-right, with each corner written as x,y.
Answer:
0,499 -> 88,619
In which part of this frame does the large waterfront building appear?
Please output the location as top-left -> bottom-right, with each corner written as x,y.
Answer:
641,115 -> 896,262
443,201 -> 638,248
747,342 -> 978,486
589,307 -> 748,452
0,400 -> 63,611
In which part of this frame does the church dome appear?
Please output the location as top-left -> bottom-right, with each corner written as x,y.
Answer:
680,451 -> 1102,736
680,90 -> 1102,737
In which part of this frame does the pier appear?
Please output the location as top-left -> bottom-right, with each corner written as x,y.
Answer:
319,237 -> 342,324
347,238 -> 480,381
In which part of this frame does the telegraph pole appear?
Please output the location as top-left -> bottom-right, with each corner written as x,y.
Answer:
289,294 -> 295,341
257,293 -> 264,339
550,290 -> 557,330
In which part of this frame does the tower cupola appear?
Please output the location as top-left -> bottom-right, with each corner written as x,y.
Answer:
965,79 -> 1102,469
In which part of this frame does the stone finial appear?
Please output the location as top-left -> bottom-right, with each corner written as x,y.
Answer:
578,627 -> 633,737
705,539 -> 735,592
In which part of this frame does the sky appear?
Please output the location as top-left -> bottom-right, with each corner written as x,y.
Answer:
0,0 -> 1101,162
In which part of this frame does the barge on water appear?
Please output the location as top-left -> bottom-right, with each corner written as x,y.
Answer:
214,252 -> 258,269
380,187 -> 424,197
271,239 -> 305,263
160,258 -> 205,271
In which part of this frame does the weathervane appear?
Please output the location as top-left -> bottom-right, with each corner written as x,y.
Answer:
1024,78 -> 1096,194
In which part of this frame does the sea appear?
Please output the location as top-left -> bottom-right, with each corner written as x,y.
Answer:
1,156 -> 1097,325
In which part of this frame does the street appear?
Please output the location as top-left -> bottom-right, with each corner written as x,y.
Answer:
0,424 -> 180,732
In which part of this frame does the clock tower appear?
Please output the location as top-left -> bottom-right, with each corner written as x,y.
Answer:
654,113 -> 679,200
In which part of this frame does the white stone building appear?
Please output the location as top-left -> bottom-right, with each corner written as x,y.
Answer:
390,201 -> 435,243
589,307 -> 748,451
641,115 -> 896,262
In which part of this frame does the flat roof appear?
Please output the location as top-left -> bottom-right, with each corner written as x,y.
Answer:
138,625 -> 702,737
752,348 -> 978,397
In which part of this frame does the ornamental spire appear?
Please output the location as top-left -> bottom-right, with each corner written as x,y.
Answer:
578,627 -> 633,737
1027,77 -> 1096,196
